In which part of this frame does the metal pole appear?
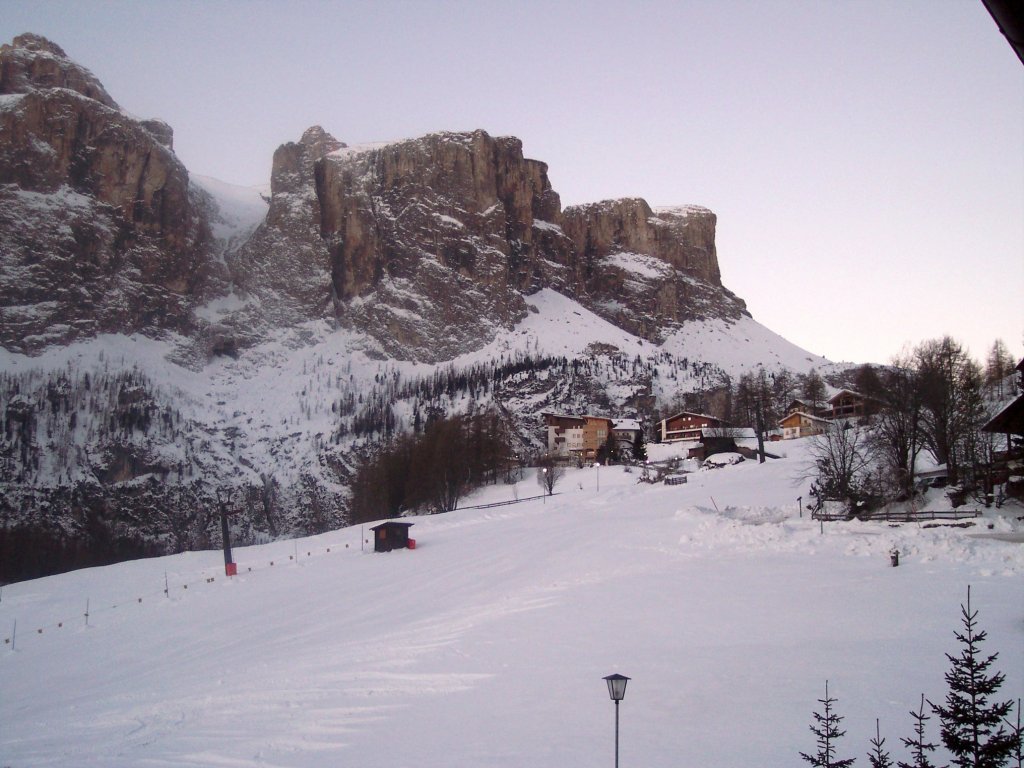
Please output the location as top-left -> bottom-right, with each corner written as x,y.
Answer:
220,511 -> 233,568
614,698 -> 620,768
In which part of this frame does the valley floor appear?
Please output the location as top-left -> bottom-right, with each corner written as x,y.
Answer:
1,438 -> 1022,767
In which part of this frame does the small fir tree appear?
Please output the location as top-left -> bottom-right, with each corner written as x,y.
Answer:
801,680 -> 856,768
898,694 -> 941,768
632,430 -> 647,463
1005,700 -> 1022,768
929,587 -> 1018,768
869,719 -> 895,768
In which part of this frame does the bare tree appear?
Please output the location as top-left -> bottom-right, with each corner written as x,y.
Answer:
536,453 -> 564,496
809,421 -> 873,512
984,339 -> 1015,399
802,369 -> 828,414
869,353 -> 924,499
915,337 -> 986,489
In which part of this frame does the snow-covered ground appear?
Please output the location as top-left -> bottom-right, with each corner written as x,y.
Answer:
2,438 -> 1021,767
0,282 -> 839,494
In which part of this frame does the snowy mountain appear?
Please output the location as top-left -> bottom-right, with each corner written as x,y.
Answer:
1,33 -> 841,579
0,289 -> 836,581
2,444 -> 1021,766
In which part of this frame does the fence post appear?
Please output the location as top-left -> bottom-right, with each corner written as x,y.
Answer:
84,598 -> 90,627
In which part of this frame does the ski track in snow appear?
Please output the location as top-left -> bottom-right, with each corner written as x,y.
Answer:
2,442 -> 1022,767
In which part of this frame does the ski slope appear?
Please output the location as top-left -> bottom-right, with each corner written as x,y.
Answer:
1,439 -> 1022,767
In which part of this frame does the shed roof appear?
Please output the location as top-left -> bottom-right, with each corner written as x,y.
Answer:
370,521 -> 414,531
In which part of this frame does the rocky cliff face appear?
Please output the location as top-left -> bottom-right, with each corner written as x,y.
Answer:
0,34 -> 216,352
315,131 -> 572,360
0,34 -> 768,583
229,127 -> 746,362
226,126 -> 342,335
562,199 -> 746,341
1,32 -> 749,362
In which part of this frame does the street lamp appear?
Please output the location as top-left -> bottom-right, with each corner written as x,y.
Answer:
603,673 -> 630,768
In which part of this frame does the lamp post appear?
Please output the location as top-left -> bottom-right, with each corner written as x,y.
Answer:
603,673 -> 629,768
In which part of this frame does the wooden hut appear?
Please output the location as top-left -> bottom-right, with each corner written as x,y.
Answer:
370,521 -> 415,552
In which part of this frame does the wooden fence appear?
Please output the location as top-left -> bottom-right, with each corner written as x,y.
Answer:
812,508 -> 981,523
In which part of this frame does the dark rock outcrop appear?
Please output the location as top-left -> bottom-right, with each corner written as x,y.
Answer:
562,199 -> 747,341
230,128 -> 747,361
0,33 -> 214,352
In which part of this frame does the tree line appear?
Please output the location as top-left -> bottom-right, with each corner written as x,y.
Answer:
810,336 -> 1018,511
348,410 -> 518,525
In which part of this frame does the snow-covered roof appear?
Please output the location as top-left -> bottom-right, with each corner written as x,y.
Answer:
613,419 -> 642,432
828,389 -> 863,403
778,411 -> 831,426
664,411 -> 720,423
982,394 -> 1024,435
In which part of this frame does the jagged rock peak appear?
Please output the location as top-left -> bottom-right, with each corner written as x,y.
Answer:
0,33 -> 215,354
10,32 -> 67,56
299,125 -> 346,157
0,33 -> 118,109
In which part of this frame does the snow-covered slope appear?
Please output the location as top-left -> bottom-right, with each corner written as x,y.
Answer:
190,174 -> 268,253
2,440 -> 1021,767
503,289 -> 829,376
0,287 -> 841,572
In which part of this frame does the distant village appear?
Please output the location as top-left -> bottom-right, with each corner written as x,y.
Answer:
542,355 -> 1024,509
543,387 -> 878,463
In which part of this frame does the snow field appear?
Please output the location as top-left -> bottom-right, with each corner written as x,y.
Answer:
1,440 -> 1021,767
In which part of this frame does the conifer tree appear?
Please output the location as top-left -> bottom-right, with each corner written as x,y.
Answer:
929,587 -> 1018,768
1006,701 -> 1022,768
869,719 -> 894,768
801,680 -> 856,768
898,694 -> 941,768
632,429 -> 647,463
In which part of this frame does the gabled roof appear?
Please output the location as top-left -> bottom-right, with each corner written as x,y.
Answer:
662,411 -> 723,423
981,394 -> 1024,436
778,411 -> 831,427
542,412 -> 613,426
828,389 -> 864,403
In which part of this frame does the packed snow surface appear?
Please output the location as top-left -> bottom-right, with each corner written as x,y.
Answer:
2,438 -> 1021,767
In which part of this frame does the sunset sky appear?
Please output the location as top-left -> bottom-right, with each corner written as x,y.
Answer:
3,0 -> 1021,366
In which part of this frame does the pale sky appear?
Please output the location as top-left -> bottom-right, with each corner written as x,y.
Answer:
3,0 -> 1022,366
